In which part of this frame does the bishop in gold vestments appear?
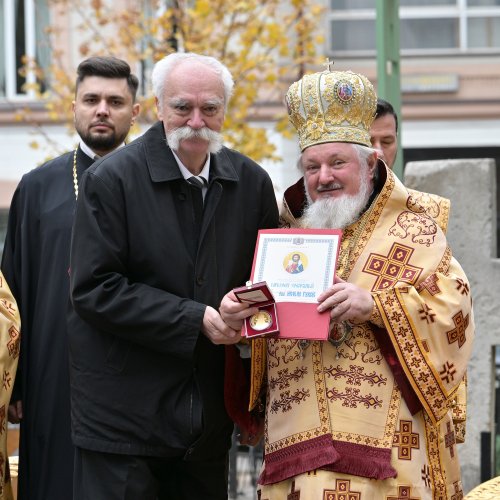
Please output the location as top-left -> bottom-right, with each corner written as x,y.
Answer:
221,69 -> 474,500
0,273 -> 20,500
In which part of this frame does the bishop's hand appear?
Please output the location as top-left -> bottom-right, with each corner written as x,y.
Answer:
317,275 -> 373,323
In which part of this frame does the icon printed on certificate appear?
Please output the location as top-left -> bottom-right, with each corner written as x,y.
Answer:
249,310 -> 273,331
283,252 -> 308,275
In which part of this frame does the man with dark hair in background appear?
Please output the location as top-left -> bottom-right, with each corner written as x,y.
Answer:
1,55 -> 140,500
370,98 -> 399,169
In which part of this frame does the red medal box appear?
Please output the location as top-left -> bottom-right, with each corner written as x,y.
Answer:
233,281 -> 279,338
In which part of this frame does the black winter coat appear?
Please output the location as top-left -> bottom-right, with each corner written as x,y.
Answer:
68,121 -> 279,460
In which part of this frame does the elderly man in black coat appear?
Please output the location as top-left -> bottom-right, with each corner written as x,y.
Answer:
68,52 -> 279,499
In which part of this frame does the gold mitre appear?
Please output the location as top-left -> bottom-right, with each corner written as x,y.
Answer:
285,69 -> 377,151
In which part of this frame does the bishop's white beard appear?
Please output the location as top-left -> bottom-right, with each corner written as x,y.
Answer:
166,126 -> 223,154
301,171 -> 371,230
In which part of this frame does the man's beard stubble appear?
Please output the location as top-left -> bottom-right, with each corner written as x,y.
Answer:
166,126 -> 223,154
301,170 -> 371,230
76,123 -> 127,155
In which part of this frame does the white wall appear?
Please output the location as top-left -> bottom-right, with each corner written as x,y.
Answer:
402,119 -> 500,148
0,124 -> 76,181
0,123 -> 144,182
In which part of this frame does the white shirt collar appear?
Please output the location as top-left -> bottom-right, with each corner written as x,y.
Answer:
79,141 -> 125,160
171,150 -> 211,185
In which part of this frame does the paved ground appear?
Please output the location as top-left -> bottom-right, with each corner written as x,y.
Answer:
9,426 -> 261,500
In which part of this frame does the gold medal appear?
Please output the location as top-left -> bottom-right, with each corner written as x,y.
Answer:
249,310 -> 273,331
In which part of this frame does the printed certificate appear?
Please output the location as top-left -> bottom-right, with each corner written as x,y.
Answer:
251,229 -> 342,304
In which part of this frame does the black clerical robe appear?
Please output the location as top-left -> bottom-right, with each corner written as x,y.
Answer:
1,147 -> 93,500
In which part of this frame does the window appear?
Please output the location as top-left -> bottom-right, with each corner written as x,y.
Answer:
1,0 -> 49,100
400,0 -> 455,5
330,0 -> 374,8
328,1 -> 500,55
468,16 -> 500,47
330,19 -> 374,52
469,0 -> 500,6
401,18 -> 458,50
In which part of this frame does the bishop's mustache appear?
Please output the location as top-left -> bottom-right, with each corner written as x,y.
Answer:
316,182 -> 342,192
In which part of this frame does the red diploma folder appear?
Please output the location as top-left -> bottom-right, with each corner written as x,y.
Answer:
247,228 -> 342,341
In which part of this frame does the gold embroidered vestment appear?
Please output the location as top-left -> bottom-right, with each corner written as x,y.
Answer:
251,168 -> 474,500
